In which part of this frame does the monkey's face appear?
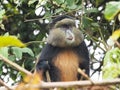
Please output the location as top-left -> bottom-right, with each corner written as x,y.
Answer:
47,18 -> 84,47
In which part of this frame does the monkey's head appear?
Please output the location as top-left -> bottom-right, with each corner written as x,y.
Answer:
47,15 -> 84,47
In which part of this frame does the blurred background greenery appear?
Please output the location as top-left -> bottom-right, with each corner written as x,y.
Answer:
0,0 -> 120,86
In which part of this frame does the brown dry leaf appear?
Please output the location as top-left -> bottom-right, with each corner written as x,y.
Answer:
15,83 -> 25,90
15,73 -> 41,90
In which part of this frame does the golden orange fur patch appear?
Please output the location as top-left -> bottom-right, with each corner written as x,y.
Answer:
54,50 -> 80,81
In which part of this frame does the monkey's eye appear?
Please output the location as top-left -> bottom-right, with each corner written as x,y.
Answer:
61,24 -> 70,28
56,24 -> 70,29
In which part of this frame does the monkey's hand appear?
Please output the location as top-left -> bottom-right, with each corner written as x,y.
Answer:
36,60 -> 50,71
36,60 -> 50,81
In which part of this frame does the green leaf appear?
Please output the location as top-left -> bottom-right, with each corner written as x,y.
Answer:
4,32 -> 9,36
68,4 -> 78,10
55,8 -> 64,14
0,47 -> 9,58
21,47 -> 34,57
82,17 -> 93,27
12,47 -> 22,60
95,0 -> 104,7
55,0 -> 64,5
12,47 -> 34,60
103,48 -> 120,79
104,1 -> 120,20
66,0 -> 74,6
28,0 -> 38,6
0,36 -> 26,47
0,24 -> 5,30
103,64 -> 120,79
0,9 -> 5,20
44,11 -> 51,18
91,23 -> 99,27
8,55 -> 16,62
65,0 -> 79,10
0,10 -> 5,30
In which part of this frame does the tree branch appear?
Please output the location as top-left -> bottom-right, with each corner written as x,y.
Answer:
0,77 -> 120,90
0,54 -> 32,76
32,78 -> 120,89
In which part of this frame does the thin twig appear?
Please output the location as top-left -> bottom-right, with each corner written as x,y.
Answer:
0,78 -> 12,90
115,40 -> 120,48
112,17 -> 117,33
80,0 -> 84,26
25,40 -> 46,46
78,68 -> 94,84
98,28 -> 108,50
0,54 -> 32,76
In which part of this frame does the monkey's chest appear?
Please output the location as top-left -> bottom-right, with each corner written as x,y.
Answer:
53,50 -> 79,81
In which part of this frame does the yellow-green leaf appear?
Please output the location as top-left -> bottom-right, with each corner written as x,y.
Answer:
107,29 -> 120,46
111,29 -> 120,40
104,1 -> 120,20
0,36 -> 26,47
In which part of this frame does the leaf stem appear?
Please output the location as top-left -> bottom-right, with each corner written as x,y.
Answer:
98,28 -> 108,51
25,41 -> 46,46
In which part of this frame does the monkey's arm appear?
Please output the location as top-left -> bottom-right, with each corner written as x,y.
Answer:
36,44 -> 60,81
75,41 -> 90,77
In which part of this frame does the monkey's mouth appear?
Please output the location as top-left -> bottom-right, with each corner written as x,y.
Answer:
66,37 -> 75,45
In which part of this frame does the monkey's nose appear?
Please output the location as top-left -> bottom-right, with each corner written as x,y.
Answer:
66,36 -> 73,40
66,29 -> 74,41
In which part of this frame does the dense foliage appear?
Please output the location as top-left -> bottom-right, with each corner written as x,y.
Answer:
0,0 -> 120,85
